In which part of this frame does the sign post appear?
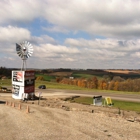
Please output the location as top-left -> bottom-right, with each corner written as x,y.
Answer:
38,92 -> 42,105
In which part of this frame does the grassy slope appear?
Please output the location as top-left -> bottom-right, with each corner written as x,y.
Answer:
71,96 -> 140,112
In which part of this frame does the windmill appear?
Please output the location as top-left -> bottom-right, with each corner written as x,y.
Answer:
12,41 -> 35,100
16,41 -> 33,70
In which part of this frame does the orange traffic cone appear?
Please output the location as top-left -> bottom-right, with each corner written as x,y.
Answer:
18,104 -> 21,110
26,105 -> 30,113
12,102 -> 15,108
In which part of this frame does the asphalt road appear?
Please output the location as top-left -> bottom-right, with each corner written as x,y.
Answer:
1,88 -> 140,102
36,89 -> 140,102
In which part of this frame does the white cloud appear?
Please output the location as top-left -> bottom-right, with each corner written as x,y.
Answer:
34,43 -> 80,58
0,26 -> 31,43
31,35 -> 57,45
1,0 -> 140,38
43,26 -> 69,33
0,0 -> 140,38
42,0 -> 140,38
0,0 -> 42,24
131,52 -> 140,58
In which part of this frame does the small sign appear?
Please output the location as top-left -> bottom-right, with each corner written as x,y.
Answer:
105,97 -> 114,106
93,96 -> 102,106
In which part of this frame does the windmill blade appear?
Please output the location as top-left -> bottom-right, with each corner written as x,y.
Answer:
16,43 -> 21,52
16,41 -> 33,60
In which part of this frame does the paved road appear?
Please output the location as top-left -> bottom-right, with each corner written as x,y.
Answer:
1,88 -> 140,102
36,89 -> 140,102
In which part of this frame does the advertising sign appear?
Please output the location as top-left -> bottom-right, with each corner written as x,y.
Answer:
12,85 -> 24,99
12,71 -> 24,86
12,85 -> 20,96
93,96 -> 102,106
24,71 -> 35,93
24,71 -> 35,87
13,71 -> 23,82
12,70 -> 35,99
24,86 -> 34,93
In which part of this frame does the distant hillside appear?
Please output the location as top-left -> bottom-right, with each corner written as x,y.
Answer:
1,67 -> 140,80
37,68 -> 140,80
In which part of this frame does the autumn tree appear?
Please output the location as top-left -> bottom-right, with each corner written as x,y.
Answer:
92,77 -> 98,89
108,81 -> 115,90
36,76 -> 44,81
113,81 -> 119,91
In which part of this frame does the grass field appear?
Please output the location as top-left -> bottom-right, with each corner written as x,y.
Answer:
71,73 -> 103,79
36,74 -> 55,81
0,79 -> 11,86
1,79 -> 140,112
1,79 -> 140,95
70,96 -> 140,112
35,80 -> 93,90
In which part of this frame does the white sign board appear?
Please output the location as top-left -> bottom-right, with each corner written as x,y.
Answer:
93,96 -> 102,106
12,85 -> 24,99
12,71 -> 24,86
12,70 -> 35,99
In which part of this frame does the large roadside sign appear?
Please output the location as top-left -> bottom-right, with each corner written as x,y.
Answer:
12,70 -> 35,99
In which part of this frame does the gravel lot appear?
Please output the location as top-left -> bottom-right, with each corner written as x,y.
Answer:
0,95 -> 140,140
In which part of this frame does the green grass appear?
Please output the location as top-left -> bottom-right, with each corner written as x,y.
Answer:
113,100 -> 140,112
35,81 -> 88,90
36,74 -> 55,81
72,73 -> 103,79
1,79 -> 140,95
70,96 -> 140,112
0,79 -> 11,86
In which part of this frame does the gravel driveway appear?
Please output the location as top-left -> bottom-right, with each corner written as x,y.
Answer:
0,96 -> 140,140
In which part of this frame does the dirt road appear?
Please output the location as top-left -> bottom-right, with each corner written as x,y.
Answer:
0,95 -> 140,140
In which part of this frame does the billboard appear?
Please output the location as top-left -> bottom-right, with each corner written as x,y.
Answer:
12,70 -> 35,99
24,71 -> 35,87
12,85 -> 24,99
13,71 -> 23,82
12,71 -> 24,86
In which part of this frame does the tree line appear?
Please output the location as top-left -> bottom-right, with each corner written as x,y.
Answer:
59,76 -> 140,92
0,67 -> 12,78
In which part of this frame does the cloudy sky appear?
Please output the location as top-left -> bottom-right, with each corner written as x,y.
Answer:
1,0 -> 140,69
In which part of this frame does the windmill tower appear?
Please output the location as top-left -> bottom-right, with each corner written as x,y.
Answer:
12,41 -> 35,100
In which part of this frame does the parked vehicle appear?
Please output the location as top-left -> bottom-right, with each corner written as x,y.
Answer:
38,85 -> 46,89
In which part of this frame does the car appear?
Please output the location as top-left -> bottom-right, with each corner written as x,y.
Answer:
38,85 -> 46,89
